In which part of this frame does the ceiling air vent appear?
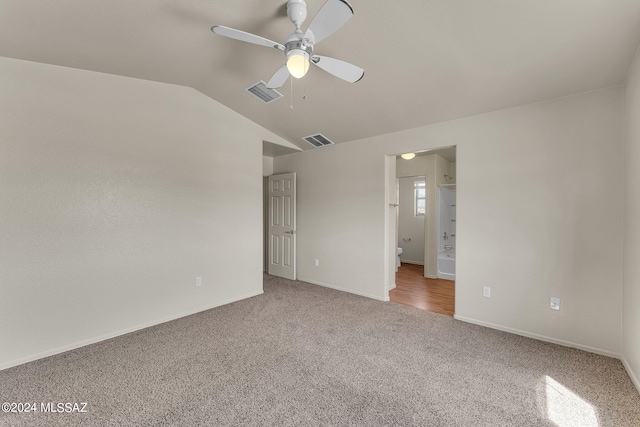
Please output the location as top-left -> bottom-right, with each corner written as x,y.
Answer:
303,133 -> 335,148
245,81 -> 283,104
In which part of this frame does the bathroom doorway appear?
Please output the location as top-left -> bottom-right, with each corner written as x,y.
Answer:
389,146 -> 456,315
397,176 -> 426,268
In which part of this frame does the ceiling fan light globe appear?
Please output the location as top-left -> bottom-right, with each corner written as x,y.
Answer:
401,153 -> 416,160
286,50 -> 310,79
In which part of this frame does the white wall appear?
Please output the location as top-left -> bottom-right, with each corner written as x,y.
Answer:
0,57 -> 290,370
623,47 -> 640,390
262,157 -> 274,272
397,177 -> 425,264
385,156 -> 397,292
263,156 -> 274,177
274,86 -> 624,355
274,146 -> 388,300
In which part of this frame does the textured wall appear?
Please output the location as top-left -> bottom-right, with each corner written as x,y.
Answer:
275,87 -> 624,355
274,146 -> 388,300
624,46 -> 640,391
0,57 -> 288,369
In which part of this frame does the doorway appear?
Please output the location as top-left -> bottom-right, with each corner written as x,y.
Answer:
397,176 -> 426,267
391,264 -> 455,315
387,147 -> 456,315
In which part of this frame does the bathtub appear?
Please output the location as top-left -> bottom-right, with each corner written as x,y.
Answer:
437,248 -> 455,280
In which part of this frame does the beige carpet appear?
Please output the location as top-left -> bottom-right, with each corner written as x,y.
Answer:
1,274 -> 639,426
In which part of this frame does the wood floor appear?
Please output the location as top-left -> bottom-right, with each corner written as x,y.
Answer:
390,263 -> 455,316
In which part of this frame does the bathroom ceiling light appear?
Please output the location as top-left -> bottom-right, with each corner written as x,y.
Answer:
401,153 -> 416,160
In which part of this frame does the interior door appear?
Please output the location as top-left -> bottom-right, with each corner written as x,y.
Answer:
268,173 -> 296,280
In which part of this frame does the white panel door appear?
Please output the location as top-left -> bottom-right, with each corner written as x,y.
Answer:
268,173 -> 296,280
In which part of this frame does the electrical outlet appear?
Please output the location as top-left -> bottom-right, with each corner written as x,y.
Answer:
550,297 -> 560,310
314,259 -> 319,267
196,276 -> 202,287
483,287 -> 491,298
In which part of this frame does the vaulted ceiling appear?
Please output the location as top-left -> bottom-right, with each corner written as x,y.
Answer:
1,0 -> 639,151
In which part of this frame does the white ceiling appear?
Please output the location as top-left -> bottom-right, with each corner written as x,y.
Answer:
1,0 -> 639,152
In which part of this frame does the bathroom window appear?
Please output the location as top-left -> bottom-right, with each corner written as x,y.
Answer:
414,180 -> 426,216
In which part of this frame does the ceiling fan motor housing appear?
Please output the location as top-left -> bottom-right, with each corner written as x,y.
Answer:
287,0 -> 307,28
285,36 -> 313,57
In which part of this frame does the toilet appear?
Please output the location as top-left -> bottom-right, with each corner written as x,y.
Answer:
397,247 -> 403,269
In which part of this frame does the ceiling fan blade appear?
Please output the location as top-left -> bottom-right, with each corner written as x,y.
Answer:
304,0 -> 353,44
266,65 -> 290,89
312,55 -> 364,83
211,25 -> 285,50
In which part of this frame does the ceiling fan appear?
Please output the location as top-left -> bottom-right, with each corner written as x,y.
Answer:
211,0 -> 364,89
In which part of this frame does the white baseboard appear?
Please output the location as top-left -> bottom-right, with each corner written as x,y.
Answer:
426,274 -> 438,279
299,277 -> 389,302
622,356 -> 640,394
400,260 -> 424,266
454,315 -> 620,359
0,290 -> 264,372
387,283 -> 396,291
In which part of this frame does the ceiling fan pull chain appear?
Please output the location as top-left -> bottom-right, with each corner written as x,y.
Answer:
290,76 -> 294,109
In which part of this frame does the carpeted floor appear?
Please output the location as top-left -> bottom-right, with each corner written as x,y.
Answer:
1,274 -> 639,426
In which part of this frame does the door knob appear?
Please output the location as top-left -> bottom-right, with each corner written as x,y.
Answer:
285,230 -> 296,234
